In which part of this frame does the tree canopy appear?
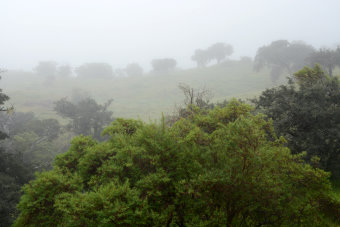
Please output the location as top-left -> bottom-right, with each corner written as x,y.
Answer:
254,40 -> 314,83
207,42 -> 233,63
307,47 -> 340,77
191,42 -> 233,67
14,100 -> 340,226
54,97 -> 113,140
253,64 -> 340,179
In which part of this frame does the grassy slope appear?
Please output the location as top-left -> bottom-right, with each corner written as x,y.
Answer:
2,60 -> 282,120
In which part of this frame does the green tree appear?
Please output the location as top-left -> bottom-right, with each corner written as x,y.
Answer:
14,100 -> 340,226
253,64 -> 340,179
54,97 -> 113,140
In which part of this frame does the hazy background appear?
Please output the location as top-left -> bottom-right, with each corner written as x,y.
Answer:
1,0 -> 340,71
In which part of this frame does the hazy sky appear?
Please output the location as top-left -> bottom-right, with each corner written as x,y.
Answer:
1,0 -> 340,71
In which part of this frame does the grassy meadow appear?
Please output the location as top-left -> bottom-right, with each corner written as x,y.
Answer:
1,60 -> 282,121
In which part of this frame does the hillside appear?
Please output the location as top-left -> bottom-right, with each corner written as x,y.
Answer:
2,60 -> 279,120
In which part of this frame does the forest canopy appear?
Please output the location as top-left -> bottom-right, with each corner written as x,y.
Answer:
14,100 -> 340,226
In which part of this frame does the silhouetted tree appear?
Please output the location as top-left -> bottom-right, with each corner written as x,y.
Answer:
191,49 -> 210,67
207,42 -> 233,63
307,47 -> 340,77
54,97 -> 113,140
75,63 -> 114,79
151,58 -> 177,72
254,40 -> 314,84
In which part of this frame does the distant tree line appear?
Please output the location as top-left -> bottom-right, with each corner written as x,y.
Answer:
33,40 -> 340,86
254,40 -> 340,83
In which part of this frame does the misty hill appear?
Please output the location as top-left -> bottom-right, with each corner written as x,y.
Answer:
3,60 -> 278,120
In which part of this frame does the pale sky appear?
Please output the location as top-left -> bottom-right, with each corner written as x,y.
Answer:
1,0 -> 339,71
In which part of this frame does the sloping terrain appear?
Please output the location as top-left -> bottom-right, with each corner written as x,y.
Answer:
3,60 -> 278,120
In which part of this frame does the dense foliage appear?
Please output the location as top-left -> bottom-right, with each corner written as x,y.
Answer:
253,65 -> 340,179
14,100 -> 340,226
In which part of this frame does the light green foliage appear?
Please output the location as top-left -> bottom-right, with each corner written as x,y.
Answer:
293,64 -> 326,85
14,100 -> 340,226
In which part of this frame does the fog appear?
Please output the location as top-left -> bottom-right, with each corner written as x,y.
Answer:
1,0 -> 340,71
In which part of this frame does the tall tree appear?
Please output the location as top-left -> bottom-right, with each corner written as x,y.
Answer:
191,49 -> 210,67
254,40 -> 314,84
207,42 -> 233,63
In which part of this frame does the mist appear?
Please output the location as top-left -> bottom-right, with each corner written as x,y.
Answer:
1,0 -> 340,71
2,1 -> 340,226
